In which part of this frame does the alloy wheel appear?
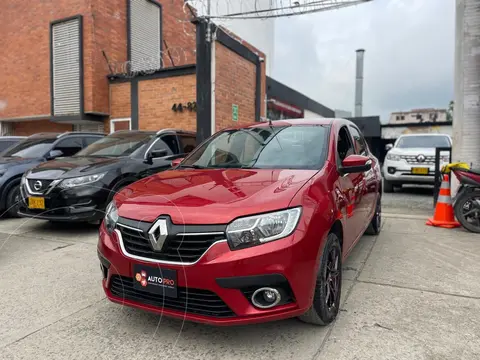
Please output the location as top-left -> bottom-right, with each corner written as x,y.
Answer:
325,247 -> 340,311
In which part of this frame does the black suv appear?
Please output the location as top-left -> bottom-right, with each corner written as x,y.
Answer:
0,132 -> 104,217
19,129 -> 196,223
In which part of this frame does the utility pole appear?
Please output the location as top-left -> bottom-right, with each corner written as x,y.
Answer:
452,0 -> 480,193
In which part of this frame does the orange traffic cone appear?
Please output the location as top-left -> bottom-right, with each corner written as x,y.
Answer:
426,174 -> 461,228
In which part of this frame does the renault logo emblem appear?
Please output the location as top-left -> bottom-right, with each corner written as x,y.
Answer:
148,218 -> 168,251
33,180 -> 42,191
417,154 -> 426,163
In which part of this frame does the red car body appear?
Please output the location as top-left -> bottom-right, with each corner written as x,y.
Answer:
98,119 -> 382,326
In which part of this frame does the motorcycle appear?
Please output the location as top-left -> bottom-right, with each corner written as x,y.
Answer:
442,162 -> 480,233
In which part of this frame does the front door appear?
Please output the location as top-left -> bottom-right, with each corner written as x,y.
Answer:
336,126 -> 365,252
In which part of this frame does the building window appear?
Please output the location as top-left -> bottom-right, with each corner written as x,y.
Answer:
396,115 -> 400,120
51,17 -> 82,116
401,115 -> 405,120
129,0 -> 162,72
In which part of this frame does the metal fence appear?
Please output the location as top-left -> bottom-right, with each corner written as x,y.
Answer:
433,146 -> 452,208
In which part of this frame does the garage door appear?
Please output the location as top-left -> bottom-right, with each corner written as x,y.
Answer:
74,123 -> 105,133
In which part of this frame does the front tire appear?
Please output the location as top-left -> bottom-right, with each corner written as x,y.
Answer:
6,184 -> 21,218
298,233 -> 342,326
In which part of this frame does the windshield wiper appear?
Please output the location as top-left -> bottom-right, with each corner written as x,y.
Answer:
177,164 -> 207,169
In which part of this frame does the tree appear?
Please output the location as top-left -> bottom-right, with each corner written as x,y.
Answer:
447,100 -> 454,123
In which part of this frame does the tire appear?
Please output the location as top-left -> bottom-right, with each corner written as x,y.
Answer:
365,195 -> 382,235
5,184 -> 21,218
383,179 -> 394,193
105,181 -> 132,208
454,190 -> 480,233
298,233 -> 342,326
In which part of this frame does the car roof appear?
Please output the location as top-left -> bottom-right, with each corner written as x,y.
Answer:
0,136 -> 26,139
223,118 -> 343,131
27,132 -> 105,139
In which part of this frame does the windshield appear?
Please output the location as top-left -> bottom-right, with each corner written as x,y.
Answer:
75,133 -> 154,157
2,138 -> 56,158
396,135 -> 451,149
181,125 -> 328,170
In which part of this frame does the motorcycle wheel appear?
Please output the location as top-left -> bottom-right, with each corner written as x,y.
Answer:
454,190 -> 480,233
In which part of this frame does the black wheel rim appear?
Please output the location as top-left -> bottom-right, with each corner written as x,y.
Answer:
462,196 -> 480,228
325,247 -> 340,311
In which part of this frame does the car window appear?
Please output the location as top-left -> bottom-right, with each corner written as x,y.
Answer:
2,138 -> 57,158
150,135 -> 179,156
179,135 -> 197,154
0,141 -> 18,153
83,136 -> 102,148
337,126 -> 355,161
182,125 -> 329,170
54,137 -> 84,157
348,126 -> 368,155
396,135 -> 451,148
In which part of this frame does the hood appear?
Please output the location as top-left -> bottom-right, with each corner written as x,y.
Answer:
27,156 -> 126,179
117,168 -> 317,224
0,157 -> 38,170
389,147 -> 437,156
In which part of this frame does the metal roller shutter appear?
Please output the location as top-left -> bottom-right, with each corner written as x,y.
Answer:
52,18 -> 81,116
130,0 -> 161,72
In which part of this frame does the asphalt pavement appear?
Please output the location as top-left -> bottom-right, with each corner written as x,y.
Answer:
1,188 -> 479,359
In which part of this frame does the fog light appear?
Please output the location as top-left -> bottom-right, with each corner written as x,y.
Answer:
252,287 -> 281,309
388,167 -> 396,174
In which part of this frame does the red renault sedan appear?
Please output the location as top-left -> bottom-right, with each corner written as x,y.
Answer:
98,119 -> 382,326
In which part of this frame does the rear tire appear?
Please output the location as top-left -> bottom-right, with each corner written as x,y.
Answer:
298,233 -> 342,326
6,184 -> 21,218
454,191 -> 480,233
383,180 -> 394,193
365,195 -> 382,235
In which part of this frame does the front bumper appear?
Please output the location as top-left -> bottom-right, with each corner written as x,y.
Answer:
98,223 -> 319,326
18,182 -> 109,222
382,160 -> 441,184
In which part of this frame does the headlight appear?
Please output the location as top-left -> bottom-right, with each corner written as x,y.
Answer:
59,173 -> 106,189
104,201 -> 119,234
386,153 -> 401,161
226,207 -> 302,250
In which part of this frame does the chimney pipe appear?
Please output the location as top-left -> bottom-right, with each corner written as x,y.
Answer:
355,49 -> 365,117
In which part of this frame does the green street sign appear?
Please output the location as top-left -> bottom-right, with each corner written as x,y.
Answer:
232,104 -> 238,122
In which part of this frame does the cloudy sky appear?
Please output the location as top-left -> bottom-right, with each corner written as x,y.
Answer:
273,0 -> 455,122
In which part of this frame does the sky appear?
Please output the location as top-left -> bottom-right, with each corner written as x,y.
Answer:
273,0 -> 455,123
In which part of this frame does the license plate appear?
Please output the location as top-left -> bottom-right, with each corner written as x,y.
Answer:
133,264 -> 177,298
411,167 -> 429,175
28,197 -> 45,209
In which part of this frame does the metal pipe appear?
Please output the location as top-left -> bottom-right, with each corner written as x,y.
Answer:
355,49 -> 365,117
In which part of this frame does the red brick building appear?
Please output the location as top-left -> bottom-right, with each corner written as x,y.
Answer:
0,0 -> 266,137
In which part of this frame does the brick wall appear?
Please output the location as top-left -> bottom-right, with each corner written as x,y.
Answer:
138,75 -> 196,131
214,42 -> 266,132
0,0 -> 90,120
13,120 -> 72,136
106,82 -> 132,133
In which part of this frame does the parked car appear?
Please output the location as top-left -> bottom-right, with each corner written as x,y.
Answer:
19,129 -> 196,223
98,119 -> 382,326
0,136 -> 26,154
0,132 -> 104,217
382,133 -> 452,192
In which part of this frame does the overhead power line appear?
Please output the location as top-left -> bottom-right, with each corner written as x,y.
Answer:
187,0 -> 373,20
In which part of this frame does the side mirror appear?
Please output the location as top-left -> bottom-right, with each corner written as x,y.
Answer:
385,144 -> 393,151
171,157 -> 184,168
47,149 -> 63,160
150,149 -> 168,159
340,154 -> 372,174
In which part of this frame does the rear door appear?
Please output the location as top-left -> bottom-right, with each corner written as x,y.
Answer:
336,126 -> 364,250
348,125 -> 377,228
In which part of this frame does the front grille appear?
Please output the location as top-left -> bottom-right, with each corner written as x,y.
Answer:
27,179 -> 54,194
118,225 -> 225,263
109,275 -> 235,318
400,155 -> 435,165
